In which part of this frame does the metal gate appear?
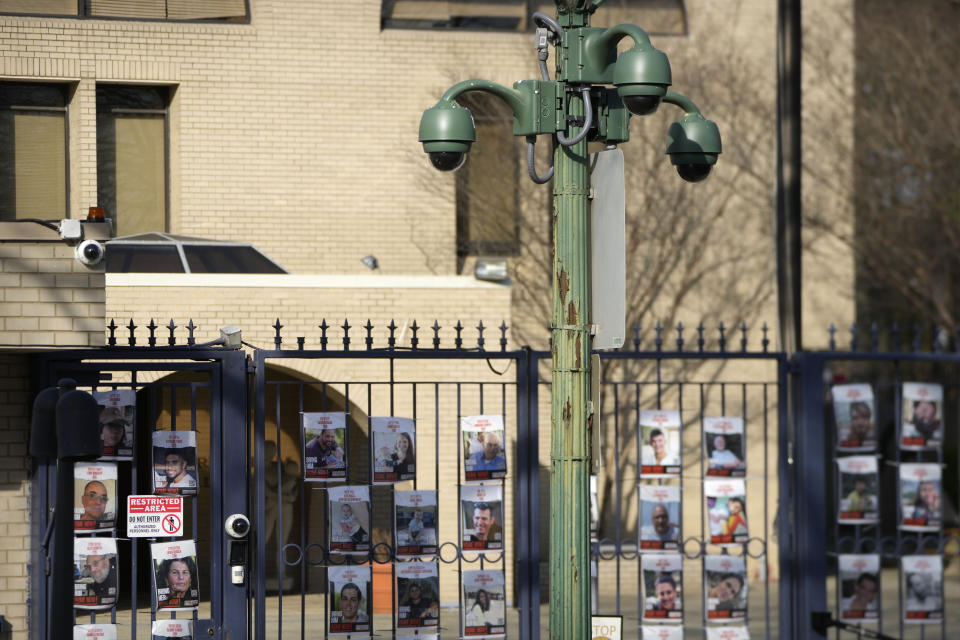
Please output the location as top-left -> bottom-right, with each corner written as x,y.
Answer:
31,345 -> 248,639
28,320 -> 960,639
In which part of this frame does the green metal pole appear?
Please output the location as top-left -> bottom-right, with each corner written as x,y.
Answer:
549,79 -> 593,638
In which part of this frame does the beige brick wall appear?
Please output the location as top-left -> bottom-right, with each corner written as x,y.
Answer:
0,353 -> 31,640
0,242 -> 105,347
104,275 -> 512,349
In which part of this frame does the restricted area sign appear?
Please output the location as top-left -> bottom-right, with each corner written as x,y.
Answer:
127,495 -> 183,538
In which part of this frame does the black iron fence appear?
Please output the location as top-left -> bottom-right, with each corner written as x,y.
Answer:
28,319 -> 960,639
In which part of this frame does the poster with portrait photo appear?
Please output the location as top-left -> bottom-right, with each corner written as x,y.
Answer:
639,485 -> 681,551
831,384 -> 876,452
301,412 -> 347,482
396,561 -> 440,631
463,569 -> 506,637
328,564 -> 372,635
641,553 -> 683,622
73,537 -> 117,610
837,554 -> 879,623
74,625 -> 118,640
74,462 -> 117,533
704,417 -> 746,477
328,485 -> 371,555
900,463 -> 942,531
902,555 -> 943,624
705,479 -> 748,545
395,489 -> 438,558
152,431 -> 198,496
837,456 -> 879,524
704,554 -> 747,622
462,414 -> 507,482
371,416 -> 416,484
151,619 -> 194,640
901,382 -> 943,451
461,483 -> 504,554
640,410 -> 681,478
94,389 -> 135,461
705,626 -> 751,640
642,626 -> 683,640
151,540 -> 199,611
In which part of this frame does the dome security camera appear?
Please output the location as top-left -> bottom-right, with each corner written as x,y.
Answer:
665,114 -> 722,183
225,513 -> 251,539
419,100 -> 477,172
75,239 -> 105,267
613,44 -> 672,117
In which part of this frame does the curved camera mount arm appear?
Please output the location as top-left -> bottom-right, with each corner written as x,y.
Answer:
662,90 -> 703,116
440,79 -> 528,116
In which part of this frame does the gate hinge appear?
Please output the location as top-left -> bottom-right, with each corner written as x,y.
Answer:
246,360 -> 257,374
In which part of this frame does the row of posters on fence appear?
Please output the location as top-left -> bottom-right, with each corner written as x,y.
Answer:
94,390 -> 199,485
836,458 -> 943,529
832,382 -> 944,451
641,554 -> 748,624
75,620 -> 193,640
640,413 -> 746,477
74,539 -> 199,612
639,481 -> 749,549
303,413 -> 508,483
329,564 -> 506,637
74,436 -> 198,534
322,483 -> 504,555
836,554 -> 944,624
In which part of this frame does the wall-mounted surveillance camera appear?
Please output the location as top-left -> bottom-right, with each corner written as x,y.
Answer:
419,100 -> 476,172
75,239 -> 105,267
224,513 -> 251,539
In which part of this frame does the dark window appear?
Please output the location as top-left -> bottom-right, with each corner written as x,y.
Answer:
97,84 -> 171,237
455,92 -> 521,260
105,244 -> 184,273
183,245 -> 287,274
382,1 -> 685,35
0,0 -> 248,20
0,82 -> 69,220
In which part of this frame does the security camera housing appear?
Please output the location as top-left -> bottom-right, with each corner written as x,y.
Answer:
75,239 -> 105,267
224,513 -> 251,539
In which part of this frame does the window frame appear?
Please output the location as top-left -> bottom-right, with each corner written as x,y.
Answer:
0,0 -> 251,23
0,81 -> 72,221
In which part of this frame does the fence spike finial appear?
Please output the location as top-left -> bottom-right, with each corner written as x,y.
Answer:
849,323 -> 858,352
341,318 -> 351,351
762,323 -> 770,353
499,321 -> 508,352
718,322 -> 726,352
697,322 -> 705,353
740,321 -> 748,352
654,320 -> 663,352
127,319 -> 137,347
410,320 -> 419,350
632,321 -> 641,352
455,320 -> 464,350
828,323 -> 836,351
364,319 -> 374,351
297,337 -> 305,351
186,319 -> 197,346
433,320 -> 442,350
676,322 -> 684,351
147,318 -> 157,347
476,320 -> 485,351
167,319 -> 177,346
319,319 -> 329,351
107,319 -> 118,346
273,319 -> 283,350
387,319 -> 397,350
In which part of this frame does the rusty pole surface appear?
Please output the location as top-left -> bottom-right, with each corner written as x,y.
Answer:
549,82 -> 593,639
